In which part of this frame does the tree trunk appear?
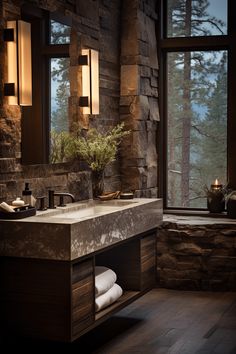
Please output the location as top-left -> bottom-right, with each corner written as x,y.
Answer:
181,0 -> 192,207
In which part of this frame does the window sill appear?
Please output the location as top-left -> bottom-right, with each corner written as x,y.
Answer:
164,209 -> 228,218
163,210 -> 236,225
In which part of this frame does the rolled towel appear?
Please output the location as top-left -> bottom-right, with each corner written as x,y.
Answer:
0,202 -> 15,213
95,283 -> 123,312
95,266 -> 117,297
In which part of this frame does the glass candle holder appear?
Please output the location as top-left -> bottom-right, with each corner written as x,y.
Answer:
207,179 -> 225,213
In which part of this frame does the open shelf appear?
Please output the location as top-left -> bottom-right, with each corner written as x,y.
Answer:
95,290 -> 139,321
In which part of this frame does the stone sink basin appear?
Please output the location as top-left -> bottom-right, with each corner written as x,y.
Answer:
0,198 -> 163,261
37,199 -> 137,220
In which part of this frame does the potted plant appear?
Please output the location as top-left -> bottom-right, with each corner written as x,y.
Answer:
50,123 -> 130,198
74,122 -> 130,198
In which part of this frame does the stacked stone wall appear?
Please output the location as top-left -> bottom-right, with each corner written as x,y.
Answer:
120,0 -> 159,197
0,0 -> 123,203
157,216 -> 236,291
0,0 -> 160,203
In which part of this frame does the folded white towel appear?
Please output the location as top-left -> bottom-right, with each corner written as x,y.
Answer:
95,283 -> 123,312
95,266 -> 117,297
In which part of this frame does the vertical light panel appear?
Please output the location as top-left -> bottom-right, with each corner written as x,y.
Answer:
18,20 -> 32,106
80,49 -> 99,115
81,48 -> 91,114
6,21 -> 18,105
91,49 -> 99,115
5,20 -> 32,106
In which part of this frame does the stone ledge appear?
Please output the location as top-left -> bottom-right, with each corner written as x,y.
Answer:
157,214 -> 236,291
163,214 -> 236,227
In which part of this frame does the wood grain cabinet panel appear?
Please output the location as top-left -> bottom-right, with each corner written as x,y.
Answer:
140,233 -> 156,290
0,258 -> 71,342
71,259 -> 94,339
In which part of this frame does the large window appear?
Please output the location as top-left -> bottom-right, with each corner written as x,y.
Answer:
159,0 -> 236,209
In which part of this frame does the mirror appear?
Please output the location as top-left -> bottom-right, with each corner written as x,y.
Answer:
21,5 -> 72,165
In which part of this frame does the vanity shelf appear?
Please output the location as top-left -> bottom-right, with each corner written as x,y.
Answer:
95,290 -> 140,321
1,228 -> 157,342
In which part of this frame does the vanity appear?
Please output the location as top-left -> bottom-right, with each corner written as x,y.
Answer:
0,198 -> 163,342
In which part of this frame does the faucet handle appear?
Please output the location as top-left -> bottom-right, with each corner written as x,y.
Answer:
36,196 -> 47,211
48,190 -> 56,209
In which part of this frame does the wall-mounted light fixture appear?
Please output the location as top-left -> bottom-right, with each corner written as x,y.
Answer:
78,49 -> 99,115
4,20 -> 32,106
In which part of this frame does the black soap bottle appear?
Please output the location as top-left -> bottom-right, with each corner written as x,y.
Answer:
22,182 -> 36,206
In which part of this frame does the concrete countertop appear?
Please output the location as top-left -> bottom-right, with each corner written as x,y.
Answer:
0,198 -> 163,261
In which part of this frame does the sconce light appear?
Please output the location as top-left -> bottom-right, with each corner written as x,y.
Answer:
79,49 -> 99,115
4,20 -> 32,106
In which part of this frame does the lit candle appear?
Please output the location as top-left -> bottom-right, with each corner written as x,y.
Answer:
211,178 -> 223,191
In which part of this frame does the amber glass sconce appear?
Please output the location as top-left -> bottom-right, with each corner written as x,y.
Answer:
79,49 -> 99,115
4,20 -> 32,106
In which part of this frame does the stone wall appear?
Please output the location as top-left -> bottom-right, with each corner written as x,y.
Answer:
120,0 -> 159,197
0,0 -> 160,204
157,215 -> 236,291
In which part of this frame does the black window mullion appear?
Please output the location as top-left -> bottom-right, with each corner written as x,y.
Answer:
42,44 -> 70,56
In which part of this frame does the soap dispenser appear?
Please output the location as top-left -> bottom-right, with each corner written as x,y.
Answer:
22,182 -> 36,206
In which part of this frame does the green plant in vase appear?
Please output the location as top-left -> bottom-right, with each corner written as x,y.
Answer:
74,122 -> 130,198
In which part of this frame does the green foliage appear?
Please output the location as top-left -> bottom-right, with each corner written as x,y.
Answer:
50,130 -> 76,164
73,122 -> 130,171
51,58 -> 70,133
50,123 -> 130,169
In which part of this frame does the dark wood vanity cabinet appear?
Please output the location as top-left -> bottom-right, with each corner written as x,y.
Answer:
0,229 -> 157,342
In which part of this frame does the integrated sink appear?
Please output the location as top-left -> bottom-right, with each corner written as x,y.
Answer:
36,199 -> 138,219
0,198 -> 163,260
49,204 -> 120,220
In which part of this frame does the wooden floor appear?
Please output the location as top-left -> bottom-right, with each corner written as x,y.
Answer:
2,289 -> 236,353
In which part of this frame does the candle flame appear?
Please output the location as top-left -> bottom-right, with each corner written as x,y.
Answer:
214,178 -> 219,185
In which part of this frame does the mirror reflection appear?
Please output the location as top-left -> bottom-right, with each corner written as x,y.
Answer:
49,20 -> 71,164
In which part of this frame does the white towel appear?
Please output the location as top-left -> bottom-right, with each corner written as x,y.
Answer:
95,283 -> 123,312
0,202 -> 15,213
95,266 -> 117,297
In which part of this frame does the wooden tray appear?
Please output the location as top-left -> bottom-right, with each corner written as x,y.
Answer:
0,205 -> 36,219
98,191 -> 120,201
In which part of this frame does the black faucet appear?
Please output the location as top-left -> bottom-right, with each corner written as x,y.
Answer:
48,190 -> 75,208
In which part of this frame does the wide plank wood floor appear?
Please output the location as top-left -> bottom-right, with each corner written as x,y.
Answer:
2,289 -> 236,353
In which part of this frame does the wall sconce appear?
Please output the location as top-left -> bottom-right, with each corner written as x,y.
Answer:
79,49 -> 99,115
4,20 -> 32,106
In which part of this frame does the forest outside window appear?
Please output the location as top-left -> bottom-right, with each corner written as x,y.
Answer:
49,19 -> 71,164
159,0 -> 235,209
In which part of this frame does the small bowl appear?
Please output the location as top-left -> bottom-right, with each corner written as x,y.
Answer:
120,192 -> 134,200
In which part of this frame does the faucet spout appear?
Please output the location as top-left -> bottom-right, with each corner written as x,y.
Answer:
53,192 -> 75,207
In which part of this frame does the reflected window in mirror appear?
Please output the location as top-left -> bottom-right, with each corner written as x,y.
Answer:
50,57 -> 70,164
21,6 -> 71,165
50,20 -> 71,44
48,20 -> 71,164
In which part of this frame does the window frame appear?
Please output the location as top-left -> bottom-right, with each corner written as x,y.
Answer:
157,0 -> 236,210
